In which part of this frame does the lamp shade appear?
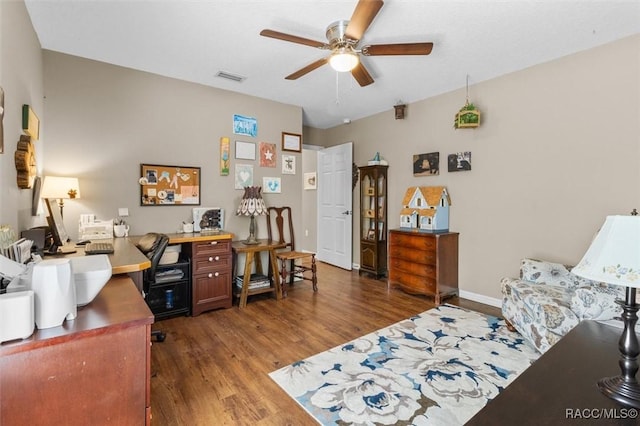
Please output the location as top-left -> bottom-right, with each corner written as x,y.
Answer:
572,215 -> 640,288
329,48 -> 359,72
41,176 -> 81,200
236,186 -> 266,217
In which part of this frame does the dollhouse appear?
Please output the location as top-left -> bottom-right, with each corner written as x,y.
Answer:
399,186 -> 451,231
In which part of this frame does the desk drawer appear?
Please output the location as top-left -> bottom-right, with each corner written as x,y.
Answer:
388,246 -> 435,265
389,232 -> 436,251
192,239 -> 231,257
389,269 -> 436,294
192,254 -> 231,274
389,257 -> 435,278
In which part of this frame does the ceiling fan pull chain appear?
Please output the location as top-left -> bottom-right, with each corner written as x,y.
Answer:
335,72 -> 340,105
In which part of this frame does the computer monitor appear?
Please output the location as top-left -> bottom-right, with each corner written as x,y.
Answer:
44,198 -> 69,251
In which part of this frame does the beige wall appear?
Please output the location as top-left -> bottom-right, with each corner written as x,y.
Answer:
0,0 -> 46,232
318,34 -> 640,303
42,51 -> 303,242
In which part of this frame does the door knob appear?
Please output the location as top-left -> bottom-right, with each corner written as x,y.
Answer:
342,210 -> 352,215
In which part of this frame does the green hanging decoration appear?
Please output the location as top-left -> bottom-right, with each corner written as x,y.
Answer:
454,75 -> 481,129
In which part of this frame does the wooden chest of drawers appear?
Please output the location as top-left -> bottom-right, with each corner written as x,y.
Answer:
185,238 -> 232,315
388,229 -> 459,305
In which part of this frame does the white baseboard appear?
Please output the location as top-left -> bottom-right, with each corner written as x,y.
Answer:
458,290 -> 502,308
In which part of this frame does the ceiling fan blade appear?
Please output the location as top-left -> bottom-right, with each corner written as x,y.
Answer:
345,0 -> 384,41
351,62 -> 374,87
362,42 -> 434,56
260,29 -> 327,49
285,58 -> 329,80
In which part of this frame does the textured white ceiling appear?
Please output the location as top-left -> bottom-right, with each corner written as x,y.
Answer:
25,0 -> 640,129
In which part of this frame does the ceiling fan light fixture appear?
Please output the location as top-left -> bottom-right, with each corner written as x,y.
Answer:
329,48 -> 359,72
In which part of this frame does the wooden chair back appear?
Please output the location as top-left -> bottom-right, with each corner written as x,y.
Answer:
266,206 -> 295,251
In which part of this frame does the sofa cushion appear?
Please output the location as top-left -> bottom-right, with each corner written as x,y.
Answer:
520,258 -> 578,289
571,283 -> 624,321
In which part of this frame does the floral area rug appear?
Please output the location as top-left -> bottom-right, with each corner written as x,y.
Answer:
269,304 -> 539,425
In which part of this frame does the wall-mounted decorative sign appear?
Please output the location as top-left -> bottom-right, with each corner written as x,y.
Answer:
263,177 -> 281,194
139,163 -> 201,205
220,137 -> 230,176
235,140 -> 256,160
282,155 -> 295,174
413,152 -> 440,176
233,114 -> 257,137
235,164 -> 254,189
22,104 -> 40,140
259,142 -> 276,167
282,132 -> 302,152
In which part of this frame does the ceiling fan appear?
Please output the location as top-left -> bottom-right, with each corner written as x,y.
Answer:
260,0 -> 433,87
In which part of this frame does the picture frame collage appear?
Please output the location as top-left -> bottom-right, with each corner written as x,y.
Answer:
231,114 -> 303,193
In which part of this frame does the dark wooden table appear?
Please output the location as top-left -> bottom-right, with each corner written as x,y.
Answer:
467,320 -> 640,425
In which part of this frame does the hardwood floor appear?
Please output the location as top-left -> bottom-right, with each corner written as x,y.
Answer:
150,261 -> 501,425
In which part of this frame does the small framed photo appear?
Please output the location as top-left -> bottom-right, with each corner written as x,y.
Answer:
282,155 -> 296,174
366,187 -> 375,196
367,229 -> 376,240
263,177 -> 281,193
235,141 -> 256,160
304,172 -> 317,190
282,132 -> 302,152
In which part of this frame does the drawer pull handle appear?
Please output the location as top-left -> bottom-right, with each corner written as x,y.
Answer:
214,272 -> 219,277
208,256 -> 213,262
214,256 -> 220,261
210,241 -> 218,245
208,273 -> 213,278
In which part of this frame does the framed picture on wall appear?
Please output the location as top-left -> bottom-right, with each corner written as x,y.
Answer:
235,141 -> 256,160
282,132 -> 301,152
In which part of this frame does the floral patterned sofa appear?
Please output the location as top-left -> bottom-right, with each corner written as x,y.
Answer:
501,258 -> 624,353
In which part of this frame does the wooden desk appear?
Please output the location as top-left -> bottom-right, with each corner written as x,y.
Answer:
57,238 -> 151,291
232,239 -> 286,308
0,276 -> 154,425
467,321 -> 639,425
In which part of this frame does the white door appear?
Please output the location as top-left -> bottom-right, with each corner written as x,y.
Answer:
317,142 -> 353,270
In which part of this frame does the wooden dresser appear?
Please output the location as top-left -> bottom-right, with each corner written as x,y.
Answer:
184,237 -> 233,315
0,276 -> 154,425
388,229 -> 459,305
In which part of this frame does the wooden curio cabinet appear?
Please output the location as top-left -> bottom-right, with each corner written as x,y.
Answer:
358,165 -> 388,278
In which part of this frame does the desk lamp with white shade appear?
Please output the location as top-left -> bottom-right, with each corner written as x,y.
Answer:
572,214 -> 640,408
40,176 -> 81,218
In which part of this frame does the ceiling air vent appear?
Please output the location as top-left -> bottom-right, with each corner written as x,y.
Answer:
215,71 -> 246,83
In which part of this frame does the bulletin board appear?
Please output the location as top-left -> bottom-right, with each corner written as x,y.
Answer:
139,163 -> 201,206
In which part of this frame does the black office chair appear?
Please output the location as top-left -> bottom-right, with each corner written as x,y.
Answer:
136,232 -> 170,342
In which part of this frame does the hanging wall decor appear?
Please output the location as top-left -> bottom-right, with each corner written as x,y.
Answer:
447,152 -> 472,172
413,152 -> 440,176
220,137 -> 230,176
259,142 -> 276,167
139,164 -> 201,205
233,114 -> 257,137
282,155 -> 295,174
454,75 -> 481,129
